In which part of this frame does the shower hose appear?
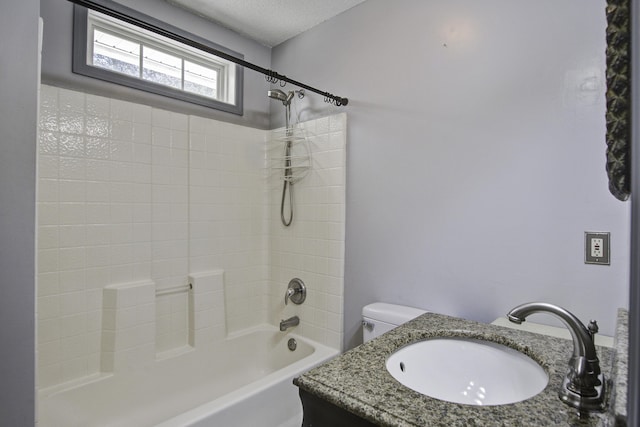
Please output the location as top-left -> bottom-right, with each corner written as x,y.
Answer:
281,140 -> 293,226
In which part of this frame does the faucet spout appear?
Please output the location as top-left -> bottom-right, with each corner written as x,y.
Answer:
507,302 -> 605,412
279,315 -> 300,331
508,302 -> 598,363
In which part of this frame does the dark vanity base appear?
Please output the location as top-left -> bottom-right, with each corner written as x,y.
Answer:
299,389 -> 377,427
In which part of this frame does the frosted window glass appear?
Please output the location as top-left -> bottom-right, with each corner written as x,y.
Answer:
184,61 -> 217,98
142,46 -> 181,89
92,29 -> 140,77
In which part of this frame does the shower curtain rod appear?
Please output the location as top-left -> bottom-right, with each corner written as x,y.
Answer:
67,0 -> 349,107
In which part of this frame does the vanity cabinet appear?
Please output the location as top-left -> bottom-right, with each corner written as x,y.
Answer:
299,389 -> 376,427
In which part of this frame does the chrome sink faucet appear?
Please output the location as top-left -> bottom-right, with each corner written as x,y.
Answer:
280,315 -> 300,331
507,302 -> 605,413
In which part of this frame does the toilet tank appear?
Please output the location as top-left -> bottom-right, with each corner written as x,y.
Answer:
362,303 -> 427,343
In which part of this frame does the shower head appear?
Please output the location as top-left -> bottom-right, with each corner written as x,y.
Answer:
268,89 -> 295,106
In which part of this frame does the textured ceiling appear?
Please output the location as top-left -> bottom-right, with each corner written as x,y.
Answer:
168,0 -> 367,47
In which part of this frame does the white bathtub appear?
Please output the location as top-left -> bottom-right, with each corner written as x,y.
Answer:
38,327 -> 339,427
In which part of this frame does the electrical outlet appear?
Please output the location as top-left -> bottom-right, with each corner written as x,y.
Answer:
585,232 -> 610,265
590,238 -> 604,258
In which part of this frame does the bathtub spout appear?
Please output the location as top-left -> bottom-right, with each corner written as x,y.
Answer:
280,316 -> 300,331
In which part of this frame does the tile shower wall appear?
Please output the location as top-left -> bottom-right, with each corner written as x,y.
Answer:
188,116 -> 268,333
36,84 -> 346,388
269,114 -> 347,350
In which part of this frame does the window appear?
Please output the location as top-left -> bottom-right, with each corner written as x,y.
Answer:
73,5 -> 243,114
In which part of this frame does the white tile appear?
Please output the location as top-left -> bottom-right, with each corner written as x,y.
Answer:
116,307 -> 138,329
39,155 -> 59,179
40,85 -> 59,109
110,140 -> 134,162
38,272 -> 60,297
132,183 -> 152,204
39,108 -> 59,133
38,295 -> 60,319
133,204 -> 152,223
110,183 -> 135,203
110,203 -> 133,223
110,264 -> 133,284
58,225 -> 85,248
38,340 -> 62,366
111,120 -> 133,141
39,131 -> 59,155
58,180 -> 85,202
189,132 -> 206,152
132,262 -> 152,280
59,111 -> 85,135
58,203 -> 85,225
58,247 -> 86,271
102,289 -> 118,309
171,130 -> 188,150
85,203 -> 110,224
38,318 -> 60,343
110,99 -> 136,121
60,313 -> 87,338
85,246 -> 111,268
132,104 -> 152,124
85,159 -> 111,181
171,148 -> 189,168
151,109 -> 172,129
108,160 -> 134,182
36,363 -> 62,389
86,267 -> 110,289
38,249 -> 58,274
132,223 -> 152,243
110,244 -> 134,266
170,112 -> 188,131
133,123 -> 152,144
110,223 -> 134,244
85,291 -> 102,313
59,291 -> 86,316
60,334 -> 88,360
86,115 -> 110,138
38,179 -> 59,203
59,88 -> 85,112
133,143 -> 152,164
85,94 -> 110,117
85,137 -> 110,160
38,226 -> 59,249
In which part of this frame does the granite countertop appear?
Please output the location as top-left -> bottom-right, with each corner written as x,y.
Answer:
295,312 -> 627,427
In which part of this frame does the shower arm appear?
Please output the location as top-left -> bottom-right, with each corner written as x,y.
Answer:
68,0 -> 349,107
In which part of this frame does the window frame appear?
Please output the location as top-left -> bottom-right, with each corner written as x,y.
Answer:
73,5 -> 244,115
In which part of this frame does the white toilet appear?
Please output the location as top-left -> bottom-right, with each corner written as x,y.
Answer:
362,302 -> 427,342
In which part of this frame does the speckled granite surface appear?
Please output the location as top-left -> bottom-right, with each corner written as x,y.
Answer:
609,309 -> 628,426
295,312 -> 627,427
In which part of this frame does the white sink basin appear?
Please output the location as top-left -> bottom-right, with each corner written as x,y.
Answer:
385,337 -> 548,406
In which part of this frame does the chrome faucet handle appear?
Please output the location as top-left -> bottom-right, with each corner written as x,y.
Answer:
588,320 -> 599,337
284,287 -> 295,305
284,278 -> 306,305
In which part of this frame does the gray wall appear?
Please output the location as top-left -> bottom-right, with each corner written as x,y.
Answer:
272,0 -> 630,350
40,0 -> 273,129
0,0 -> 39,424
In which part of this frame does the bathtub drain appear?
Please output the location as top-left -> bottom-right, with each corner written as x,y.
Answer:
287,338 -> 297,351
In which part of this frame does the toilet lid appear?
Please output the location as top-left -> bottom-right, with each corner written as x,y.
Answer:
362,303 -> 427,325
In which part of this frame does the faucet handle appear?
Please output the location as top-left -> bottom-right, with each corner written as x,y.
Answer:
588,320 -> 599,337
284,278 -> 306,305
284,287 -> 295,305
